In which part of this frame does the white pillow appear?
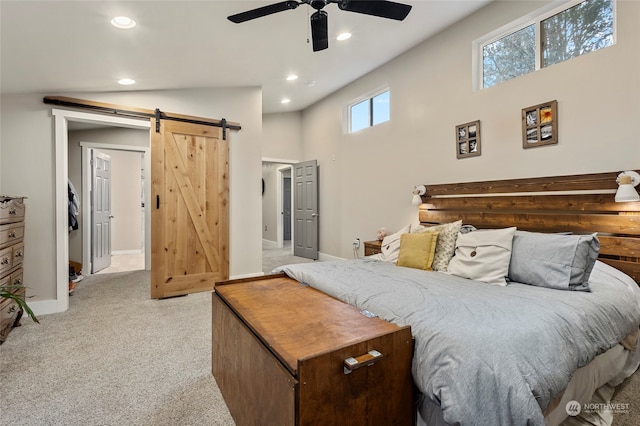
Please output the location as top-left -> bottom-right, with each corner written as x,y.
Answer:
447,227 -> 517,286
380,224 -> 411,263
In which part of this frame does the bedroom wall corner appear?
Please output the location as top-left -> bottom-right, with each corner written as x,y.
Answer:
301,0 -> 640,260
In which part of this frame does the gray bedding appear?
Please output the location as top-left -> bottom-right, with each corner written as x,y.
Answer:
275,259 -> 640,425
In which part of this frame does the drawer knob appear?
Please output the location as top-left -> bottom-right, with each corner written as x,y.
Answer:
8,305 -> 16,313
8,231 -> 16,238
15,251 -> 23,258
343,350 -> 384,374
9,208 -> 16,215
1,258 -> 9,265
13,278 -> 21,285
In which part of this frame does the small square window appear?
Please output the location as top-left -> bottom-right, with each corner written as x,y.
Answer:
348,89 -> 390,133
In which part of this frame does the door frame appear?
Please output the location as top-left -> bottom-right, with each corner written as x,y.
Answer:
276,165 -> 294,251
46,108 -> 150,315
80,143 -> 149,275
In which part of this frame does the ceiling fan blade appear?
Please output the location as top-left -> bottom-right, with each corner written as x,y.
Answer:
228,1 -> 300,23
310,10 -> 329,52
337,0 -> 412,21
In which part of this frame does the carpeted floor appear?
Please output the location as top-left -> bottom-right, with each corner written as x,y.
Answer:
0,270 -> 235,426
2,255 -> 640,425
262,241 -> 314,274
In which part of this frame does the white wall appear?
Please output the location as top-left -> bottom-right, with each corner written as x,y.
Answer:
0,87 -> 262,307
301,0 -> 640,259
262,111 -> 303,160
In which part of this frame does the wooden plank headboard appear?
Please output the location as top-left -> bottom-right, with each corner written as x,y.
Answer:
417,171 -> 640,283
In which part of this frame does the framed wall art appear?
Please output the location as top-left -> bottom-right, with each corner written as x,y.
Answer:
522,100 -> 557,148
455,120 -> 481,159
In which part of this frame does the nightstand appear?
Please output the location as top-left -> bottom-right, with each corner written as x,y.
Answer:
364,240 -> 383,256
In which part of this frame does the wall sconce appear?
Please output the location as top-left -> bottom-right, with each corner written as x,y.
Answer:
615,171 -> 640,202
412,185 -> 426,205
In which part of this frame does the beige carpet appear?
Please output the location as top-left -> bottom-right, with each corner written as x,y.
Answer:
0,270 -> 235,426
262,241 -> 314,274
2,265 -> 639,425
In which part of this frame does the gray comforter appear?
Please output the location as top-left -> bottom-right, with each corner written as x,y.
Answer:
275,259 -> 640,425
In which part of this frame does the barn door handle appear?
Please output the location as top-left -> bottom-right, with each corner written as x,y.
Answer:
343,350 -> 383,374
156,195 -> 160,209
312,213 -> 319,217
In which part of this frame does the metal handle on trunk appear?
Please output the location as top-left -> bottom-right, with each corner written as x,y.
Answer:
343,350 -> 383,374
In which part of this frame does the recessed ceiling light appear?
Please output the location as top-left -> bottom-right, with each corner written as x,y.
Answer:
337,32 -> 352,41
286,74 -> 299,81
118,78 -> 136,85
111,16 -> 137,29
281,98 -> 291,104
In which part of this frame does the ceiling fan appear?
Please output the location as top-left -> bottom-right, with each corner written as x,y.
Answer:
227,0 -> 413,52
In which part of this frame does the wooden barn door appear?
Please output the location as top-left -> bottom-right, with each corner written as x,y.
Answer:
151,119 -> 229,298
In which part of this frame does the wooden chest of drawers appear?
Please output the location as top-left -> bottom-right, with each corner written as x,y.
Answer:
0,196 -> 26,343
212,274 -> 413,425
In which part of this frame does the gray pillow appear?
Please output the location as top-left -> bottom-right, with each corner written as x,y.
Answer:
508,231 -> 599,291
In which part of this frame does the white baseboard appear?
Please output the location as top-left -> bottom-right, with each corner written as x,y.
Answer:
112,249 -> 143,255
261,239 -> 278,249
230,271 -> 265,280
29,298 -> 68,316
318,252 -> 345,262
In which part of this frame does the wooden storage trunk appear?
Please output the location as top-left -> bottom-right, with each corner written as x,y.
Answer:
212,274 -> 413,426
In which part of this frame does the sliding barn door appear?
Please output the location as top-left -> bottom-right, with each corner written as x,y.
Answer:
151,119 -> 229,298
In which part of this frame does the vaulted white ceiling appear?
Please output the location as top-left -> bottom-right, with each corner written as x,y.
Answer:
0,1 -> 490,114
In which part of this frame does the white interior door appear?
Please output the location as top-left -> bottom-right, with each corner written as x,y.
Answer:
92,151 -> 112,273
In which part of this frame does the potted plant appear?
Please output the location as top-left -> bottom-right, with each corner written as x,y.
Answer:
1,284 -> 39,324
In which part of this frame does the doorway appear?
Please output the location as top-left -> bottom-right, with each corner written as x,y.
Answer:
79,146 -> 146,274
53,108 -> 151,313
69,133 -> 149,277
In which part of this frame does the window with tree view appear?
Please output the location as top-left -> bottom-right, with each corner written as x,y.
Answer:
483,25 -> 535,88
480,0 -> 614,89
541,0 -> 613,67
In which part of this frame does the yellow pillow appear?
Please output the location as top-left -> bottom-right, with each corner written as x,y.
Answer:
396,231 -> 439,270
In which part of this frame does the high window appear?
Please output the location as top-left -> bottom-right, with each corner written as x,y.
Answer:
476,0 -> 614,90
348,89 -> 390,133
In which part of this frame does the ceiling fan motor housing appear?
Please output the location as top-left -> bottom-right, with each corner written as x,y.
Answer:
310,0 -> 329,10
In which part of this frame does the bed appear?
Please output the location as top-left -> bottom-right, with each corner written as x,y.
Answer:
273,171 -> 640,425
281,172 -> 640,425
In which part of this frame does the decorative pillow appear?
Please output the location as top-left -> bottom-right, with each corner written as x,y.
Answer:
508,231 -> 599,291
396,231 -> 439,270
380,224 -> 411,263
411,220 -> 462,272
447,227 -> 517,286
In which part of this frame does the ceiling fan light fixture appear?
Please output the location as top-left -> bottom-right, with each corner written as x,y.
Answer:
336,32 -> 352,41
228,0 -> 412,51
111,16 -> 137,29
118,78 -> 136,85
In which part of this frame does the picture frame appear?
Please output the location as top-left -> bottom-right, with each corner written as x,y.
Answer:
522,100 -> 557,148
455,120 -> 481,159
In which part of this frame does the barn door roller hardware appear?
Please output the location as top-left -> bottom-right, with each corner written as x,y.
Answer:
43,96 -> 241,140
